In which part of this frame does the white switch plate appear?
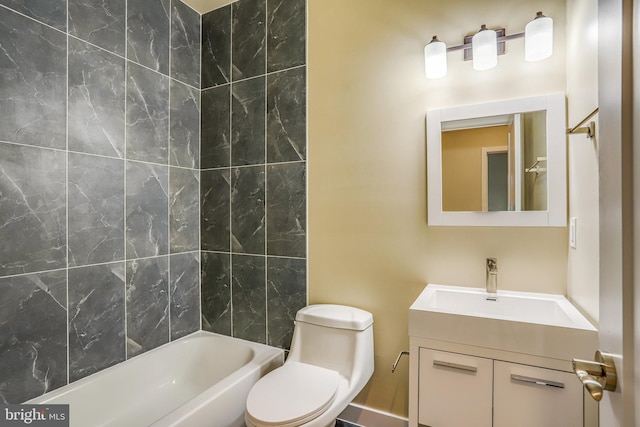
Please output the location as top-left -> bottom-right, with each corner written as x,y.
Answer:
569,217 -> 577,249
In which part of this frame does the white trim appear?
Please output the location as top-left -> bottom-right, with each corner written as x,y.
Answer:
338,403 -> 408,427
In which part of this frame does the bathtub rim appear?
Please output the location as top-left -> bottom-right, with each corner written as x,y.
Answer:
26,330 -> 285,406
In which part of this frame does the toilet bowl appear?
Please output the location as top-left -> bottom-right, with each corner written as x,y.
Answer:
245,304 -> 374,427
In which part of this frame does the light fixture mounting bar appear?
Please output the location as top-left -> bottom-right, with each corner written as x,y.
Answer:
444,29 -> 526,61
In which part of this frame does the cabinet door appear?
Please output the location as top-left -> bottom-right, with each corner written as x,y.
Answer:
493,361 -> 583,427
418,348 -> 493,427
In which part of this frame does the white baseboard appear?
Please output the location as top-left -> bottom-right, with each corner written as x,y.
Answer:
337,403 -> 408,427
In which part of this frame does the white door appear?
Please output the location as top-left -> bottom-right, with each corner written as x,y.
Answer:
596,0 -> 636,425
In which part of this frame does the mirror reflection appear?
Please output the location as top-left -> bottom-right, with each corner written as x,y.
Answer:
441,111 -> 547,212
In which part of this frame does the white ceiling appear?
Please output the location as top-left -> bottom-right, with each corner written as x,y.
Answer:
181,0 -> 233,14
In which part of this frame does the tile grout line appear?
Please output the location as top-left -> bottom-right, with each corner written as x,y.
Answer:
264,0 -> 269,346
168,0 -> 173,344
200,63 -> 305,93
198,7 -> 203,333
65,0 -> 70,387
123,0 -> 129,362
229,3 -> 234,339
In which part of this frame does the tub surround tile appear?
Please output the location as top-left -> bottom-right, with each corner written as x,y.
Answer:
267,0 -> 305,73
0,0 -> 66,31
267,67 -> 306,162
0,8 -> 67,149
232,255 -> 266,343
170,80 -> 200,169
126,62 -> 170,164
170,252 -> 200,340
201,85 -> 231,169
68,38 -> 126,158
127,0 -> 170,74
201,6 -> 231,89
231,166 -> 265,254
232,77 -> 266,166
126,257 -> 170,357
170,167 -> 199,254
171,0 -> 200,88
267,257 -> 305,349
0,271 -> 67,403
68,153 -> 124,267
267,163 -> 306,258
68,0 -> 126,56
201,252 -> 231,335
126,161 -> 169,259
68,263 -> 126,383
200,169 -> 230,252
0,144 -> 66,277
231,0 -> 266,81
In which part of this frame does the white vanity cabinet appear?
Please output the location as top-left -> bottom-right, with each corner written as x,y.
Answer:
418,349 -> 493,427
413,346 -> 586,427
493,361 -> 582,427
408,284 -> 599,427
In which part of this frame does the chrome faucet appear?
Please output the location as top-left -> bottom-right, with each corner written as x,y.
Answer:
486,258 -> 498,300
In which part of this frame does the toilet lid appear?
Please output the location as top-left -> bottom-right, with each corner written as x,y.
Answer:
246,362 -> 340,427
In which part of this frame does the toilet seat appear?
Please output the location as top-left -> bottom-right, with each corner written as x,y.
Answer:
246,362 -> 340,427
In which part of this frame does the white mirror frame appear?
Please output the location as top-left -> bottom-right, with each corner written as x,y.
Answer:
427,93 -> 566,227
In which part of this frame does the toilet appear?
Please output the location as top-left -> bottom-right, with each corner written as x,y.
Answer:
245,304 -> 374,427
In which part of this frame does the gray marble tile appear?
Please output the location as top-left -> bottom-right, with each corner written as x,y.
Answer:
267,67 -> 306,162
231,166 -> 265,255
201,251 -> 231,336
68,38 -> 126,158
0,270 -> 67,403
0,8 -> 66,149
201,5 -> 230,89
232,255 -> 266,343
127,0 -> 170,74
0,143 -> 66,276
170,252 -> 200,340
170,80 -> 200,169
201,85 -> 230,169
68,153 -> 124,267
200,169 -> 230,252
267,257 -> 306,349
170,167 -> 199,253
171,0 -> 200,88
68,262 -> 126,382
126,62 -> 170,164
126,257 -> 169,357
126,161 -> 169,259
69,0 -> 126,56
267,163 -> 306,258
267,0 -> 305,73
232,77 -> 265,166
231,0 -> 265,81
0,0 -> 66,31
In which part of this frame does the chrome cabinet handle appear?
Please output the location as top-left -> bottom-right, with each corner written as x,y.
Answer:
511,374 -> 565,389
433,359 -> 478,373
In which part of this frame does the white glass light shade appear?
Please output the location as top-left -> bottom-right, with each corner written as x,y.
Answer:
424,36 -> 447,79
472,26 -> 497,71
525,12 -> 553,61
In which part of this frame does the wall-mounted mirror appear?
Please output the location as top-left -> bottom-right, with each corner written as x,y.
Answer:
427,93 -> 566,227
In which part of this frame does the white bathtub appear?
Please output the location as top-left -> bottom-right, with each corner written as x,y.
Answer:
27,331 -> 284,427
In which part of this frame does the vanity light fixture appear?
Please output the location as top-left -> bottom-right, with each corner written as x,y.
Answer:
424,11 -> 553,79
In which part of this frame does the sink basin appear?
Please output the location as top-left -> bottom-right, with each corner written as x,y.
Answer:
410,284 -> 597,361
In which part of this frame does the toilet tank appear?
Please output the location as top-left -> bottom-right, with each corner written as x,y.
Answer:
287,305 -> 374,382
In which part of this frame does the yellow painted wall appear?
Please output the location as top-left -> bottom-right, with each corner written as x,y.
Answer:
442,126 -> 509,211
565,0 -> 599,324
308,0 -> 568,417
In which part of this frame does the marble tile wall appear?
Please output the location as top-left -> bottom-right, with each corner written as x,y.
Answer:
0,0 -> 201,403
200,0 -> 307,350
